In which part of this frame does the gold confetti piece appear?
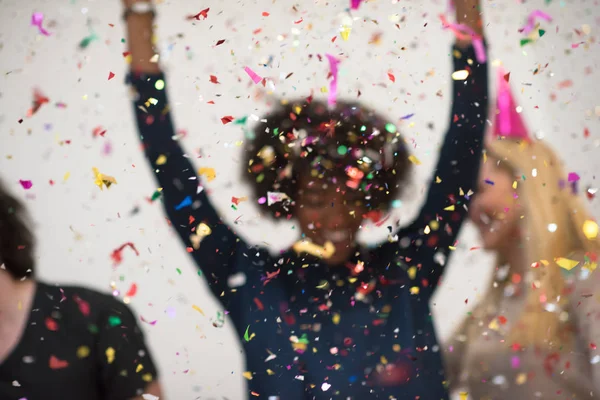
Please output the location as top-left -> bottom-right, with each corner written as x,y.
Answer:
488,318 -> 499,331
452,70 -> 470,80
407,266 -> 417,280
555,257 -> 579,271
410,286 -> 420,295
242,371 -> 253,380
513,181 -> 518,189
266,369 -> 275,375
144,97 -> 158,107
76,346 -> 90,358
516,372 -> 527,385
292,240 -> 335,259
380,355 -> 388,364
198,167 -> 216,182
93,167 -> 117,190
142,373 -> 153,382
156,154 -> 167,165
136,364 -> 144,373
459,392 -> 468,400
444,205 -> 455,211
63,171 -> 71,182
435,176 -> 442,183
583,220 -> 599,239
448,246 -> 456,250
408,155 -> 421,165
190,222 -> 212,250
424,225 -> 431,234
320,86 -> 328,93
192,304 -> 205,316
392,344 -> 401,352
106,347 -> 115,364
341,26 -> 351,41
332,313 -> 341,325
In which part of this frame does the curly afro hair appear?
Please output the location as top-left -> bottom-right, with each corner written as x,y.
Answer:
0,179 -> 35,279
243,98 -> 413,219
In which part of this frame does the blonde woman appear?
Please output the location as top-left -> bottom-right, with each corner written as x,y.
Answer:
444,70 -> 600,398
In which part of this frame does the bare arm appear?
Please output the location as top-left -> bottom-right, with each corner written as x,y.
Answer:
123,0 -> 160,74
455,0 -> 484,49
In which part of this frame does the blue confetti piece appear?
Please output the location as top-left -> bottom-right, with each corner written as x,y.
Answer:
175,196 -> 192,210
400,113 -> 415,120
484,179 -> 494,185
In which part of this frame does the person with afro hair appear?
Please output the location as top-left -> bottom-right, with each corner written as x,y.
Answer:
125,0 -> 488,397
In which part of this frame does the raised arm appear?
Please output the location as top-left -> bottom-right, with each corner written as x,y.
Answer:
392,0 -> 489,292
123,0 -> 244,305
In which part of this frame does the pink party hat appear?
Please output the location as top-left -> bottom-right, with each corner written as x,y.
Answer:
494,67 -> 530,141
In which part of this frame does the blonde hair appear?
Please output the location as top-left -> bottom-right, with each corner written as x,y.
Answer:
450,138 -> 599,352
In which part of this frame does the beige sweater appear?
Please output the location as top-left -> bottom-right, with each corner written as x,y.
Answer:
445,266 -> 600,399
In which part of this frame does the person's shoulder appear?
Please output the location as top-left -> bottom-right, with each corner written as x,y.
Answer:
36,281 -> 132,321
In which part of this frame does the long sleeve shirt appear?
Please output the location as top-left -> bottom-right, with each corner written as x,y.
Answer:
129,43 -> 488,399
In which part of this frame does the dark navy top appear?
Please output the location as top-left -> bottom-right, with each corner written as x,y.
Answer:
129,43 -> 488,399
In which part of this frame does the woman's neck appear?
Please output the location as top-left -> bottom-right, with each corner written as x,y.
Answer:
498,236 -> 527,277
0,271 -> 36,325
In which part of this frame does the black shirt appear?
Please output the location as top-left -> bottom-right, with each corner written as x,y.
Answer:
0,282 -> 158,400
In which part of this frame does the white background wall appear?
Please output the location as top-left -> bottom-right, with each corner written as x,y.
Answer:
1,0 -> 599,398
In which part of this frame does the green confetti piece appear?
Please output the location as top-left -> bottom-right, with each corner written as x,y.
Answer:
337,145 -> 348,155
79,34 -> 98,49
244,325 -> 251,342
234,116 -> 248,125
385,123 -> 397,133
108,316 -> 122,327
176,268 -> 182,275
520,38 -> 533,47
150,190 -> 162,201
538,29 -> 546,37
197,270 -> 203,276
88,324 -> 99,334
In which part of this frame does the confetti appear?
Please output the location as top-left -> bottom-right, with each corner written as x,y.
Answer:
105,347 -> 115,364
243,66 -> 262,84
110,242 -> 140,266
19,180 -> 33,190
27,89 -> 49,117
175,196 -> 192,210
108,72 -> 115,81
583,220 -> 599,240
292,240 -> 335,259
76,346 -> 90,358
125,283 -> 138,297
221,116 -> 234,124
408,155 -> 421,165
198,167 -> 216,181
244,325 -> 256,342
451,70 -> 469,80
92,167 -> 117,190
31,13 -> 51,36
350,0 -> 362,9
325,54 -> 340,106
519,10 -> 552,35
187,8 -> 210,20
192,304 -> 205,316
555,257 -> 579,271
49,355 -> 68,369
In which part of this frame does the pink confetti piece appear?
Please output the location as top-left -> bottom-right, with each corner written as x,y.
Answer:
31,12 -> 51,36
568,172 -> 580,182
519,10 -> 552,35
439,15 -> 486,63
350,0 -> 362,10
325,53 -> 340,106
19,180 -> 33,190
111,242 -> 140,266
140,315 -> 158,325
243,66 -> 262,84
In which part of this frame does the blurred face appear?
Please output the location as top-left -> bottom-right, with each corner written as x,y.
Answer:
295,177 -> 367,265
470,156 -> 521,251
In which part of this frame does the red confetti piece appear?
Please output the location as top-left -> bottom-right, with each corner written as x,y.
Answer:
215,39 -> 225,46
108,71 -> 115,81
45,317 -> 59,331
74,295 -> 90,317
498,315 -> 507,325
262,12 -> 270,16
122,51 -> 131,58
93,126 -> 107,137
49,355 -> 69,369
253,297 -> 265,311
125,283 -> 138,297
110,242 -> 140,266
591,343 -> 597,350
209,75 -> 219,84
221,116 -> 234,124
26,88 -> 50,117
503,72 -> 511,82
387,72 -> 396,82
19,180 -> 33,190
187,8 -> 210,20
558,80 -> 573,89
584,127 -> 590,138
